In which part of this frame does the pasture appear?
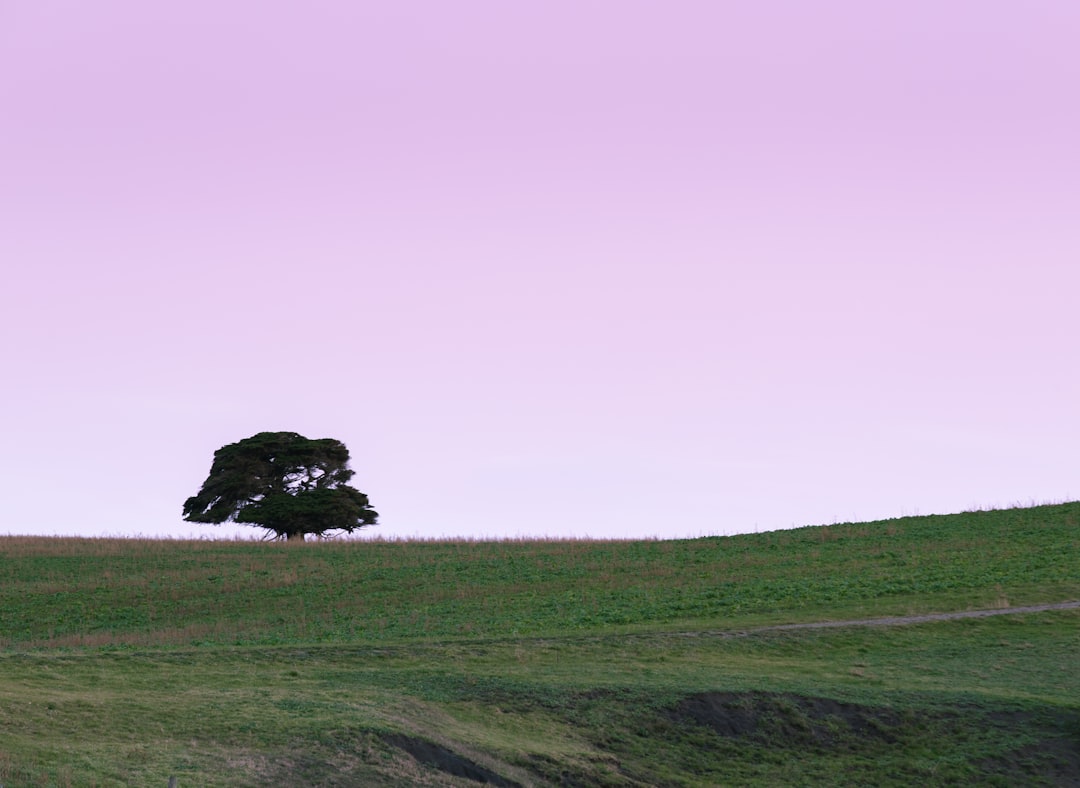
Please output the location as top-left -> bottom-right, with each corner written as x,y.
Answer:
1,502 -> 1078,785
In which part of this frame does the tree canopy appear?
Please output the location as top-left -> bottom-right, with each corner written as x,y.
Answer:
183,432 -> 378,541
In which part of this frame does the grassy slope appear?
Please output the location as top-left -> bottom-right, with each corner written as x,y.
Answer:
0,503 -> 1078,785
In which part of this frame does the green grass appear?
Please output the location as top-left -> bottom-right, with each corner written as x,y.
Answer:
1,502 -> 1078,785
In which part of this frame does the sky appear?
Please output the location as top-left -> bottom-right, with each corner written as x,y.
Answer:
2,1 -> 1078,540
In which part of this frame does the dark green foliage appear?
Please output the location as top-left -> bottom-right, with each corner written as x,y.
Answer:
182,432 -> 377,541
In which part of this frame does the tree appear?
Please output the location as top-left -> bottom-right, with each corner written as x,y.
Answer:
183,432 -> 378,541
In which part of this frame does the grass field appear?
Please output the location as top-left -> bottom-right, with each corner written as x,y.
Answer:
1,502 -> 1078,785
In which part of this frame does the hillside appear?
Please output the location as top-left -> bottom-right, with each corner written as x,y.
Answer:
1,503 -> 1078,785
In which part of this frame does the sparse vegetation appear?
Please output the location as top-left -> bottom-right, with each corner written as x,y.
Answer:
1,502 -> 1078,784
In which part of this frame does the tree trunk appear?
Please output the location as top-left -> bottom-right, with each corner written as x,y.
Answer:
286,531 -> 306,543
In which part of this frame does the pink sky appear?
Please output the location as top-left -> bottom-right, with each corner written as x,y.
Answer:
2,1 -> 1078,539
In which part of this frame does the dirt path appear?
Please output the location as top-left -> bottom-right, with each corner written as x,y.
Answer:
741,600 -> 1080,635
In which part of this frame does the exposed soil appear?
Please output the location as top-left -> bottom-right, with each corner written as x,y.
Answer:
667,691 -> 903,748
381,732 -> 522,787
981,736 -> 1080,788
667,692 -> 1080,786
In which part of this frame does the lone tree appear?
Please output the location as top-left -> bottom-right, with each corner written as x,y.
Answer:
183,432 -> 378,541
